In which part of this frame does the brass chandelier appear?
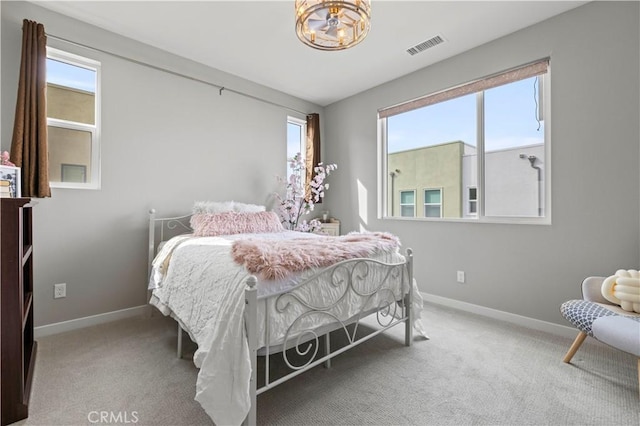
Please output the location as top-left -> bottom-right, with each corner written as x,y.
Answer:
295,0 -> 371,51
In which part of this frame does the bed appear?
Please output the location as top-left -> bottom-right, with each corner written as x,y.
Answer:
147,203 -> 426,425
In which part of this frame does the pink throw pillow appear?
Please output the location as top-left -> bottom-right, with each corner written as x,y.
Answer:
191,211 -> 284,237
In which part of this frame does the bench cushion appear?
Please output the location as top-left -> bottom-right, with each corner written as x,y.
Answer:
592,316 -> 640,357
561,299 -> 640,357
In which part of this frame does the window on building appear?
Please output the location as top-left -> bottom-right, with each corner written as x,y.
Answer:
468,187 -> 478,216
379,59 -> 549,223
287,117 -> 306,177
400,190 -> 415,217
46,47 -> 100,189
61,164 -> 87,183
424,189 -> 442,218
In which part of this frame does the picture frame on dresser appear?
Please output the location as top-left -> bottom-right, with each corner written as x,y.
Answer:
0,165 -> 21,198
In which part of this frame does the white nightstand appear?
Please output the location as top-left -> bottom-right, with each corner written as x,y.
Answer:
316,220 -> 340,236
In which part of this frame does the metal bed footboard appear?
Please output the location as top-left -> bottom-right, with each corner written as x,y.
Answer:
243,249 -> 414,426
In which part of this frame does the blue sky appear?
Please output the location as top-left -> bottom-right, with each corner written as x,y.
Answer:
287,122 -> 302,160
387,77 -> 544,153
287,122 -> 304,175
47,58 -> 96,93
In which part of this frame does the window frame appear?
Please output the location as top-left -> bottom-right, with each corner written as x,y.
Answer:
286,115 -> 308,190
399,189 -> 416,218
467,186 -> 478,216
46,47 -> 101,190
287,116 -> 306,157
423,188 -> 443,218
377,59 -> 551,225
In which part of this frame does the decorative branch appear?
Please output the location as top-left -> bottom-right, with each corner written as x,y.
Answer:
274,152 -> 337,232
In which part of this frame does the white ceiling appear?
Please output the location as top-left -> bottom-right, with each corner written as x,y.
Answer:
32,1 -> 587,106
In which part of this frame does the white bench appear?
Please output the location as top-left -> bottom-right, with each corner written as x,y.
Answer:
560,276 -> 640,397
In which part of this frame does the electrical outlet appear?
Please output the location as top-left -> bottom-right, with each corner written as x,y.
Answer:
456,271 -> 465,283
54,283 -> 66,299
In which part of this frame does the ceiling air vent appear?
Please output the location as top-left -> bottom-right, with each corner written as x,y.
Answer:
406,35 -> 445,56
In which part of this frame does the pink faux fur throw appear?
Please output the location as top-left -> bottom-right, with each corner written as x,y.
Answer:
231,232 -> 401,280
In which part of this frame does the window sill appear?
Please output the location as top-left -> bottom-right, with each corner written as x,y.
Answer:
50,182 -> 101,190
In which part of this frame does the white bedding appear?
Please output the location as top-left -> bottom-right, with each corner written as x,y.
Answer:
149,230 -> 425,425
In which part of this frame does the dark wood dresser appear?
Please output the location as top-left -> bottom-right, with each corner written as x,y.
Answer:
1,198 -> 36,425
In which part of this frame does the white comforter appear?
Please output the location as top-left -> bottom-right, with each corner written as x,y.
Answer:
149,231 -> 425,425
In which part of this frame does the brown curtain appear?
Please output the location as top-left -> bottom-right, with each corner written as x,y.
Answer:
305,113 -> 321,201
10,19 -> 50,198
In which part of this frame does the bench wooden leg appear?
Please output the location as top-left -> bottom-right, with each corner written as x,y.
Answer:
563,331 -> 587,363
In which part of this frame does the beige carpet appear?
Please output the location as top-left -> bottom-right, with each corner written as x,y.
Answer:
16,302 -> 639,426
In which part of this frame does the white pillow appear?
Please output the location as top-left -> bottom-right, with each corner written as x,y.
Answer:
192,200 -> 265,214
233,202 -> 265,213
193,200 -> 235,214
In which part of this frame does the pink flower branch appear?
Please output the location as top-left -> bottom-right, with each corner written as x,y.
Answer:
274,153 -> 337,232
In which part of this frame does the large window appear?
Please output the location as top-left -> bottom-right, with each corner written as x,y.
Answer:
379,59 -> 549,223
46,48 -> 100,189
287,117 -> 306,176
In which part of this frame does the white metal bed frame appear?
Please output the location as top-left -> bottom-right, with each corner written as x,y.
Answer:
147,209 -> 414,425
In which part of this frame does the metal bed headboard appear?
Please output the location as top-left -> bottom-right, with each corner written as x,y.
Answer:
147,209 -> 193,278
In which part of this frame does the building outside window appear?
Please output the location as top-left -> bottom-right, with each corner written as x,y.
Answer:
46,47 -> 100,189
400,190 -> 415,217
379,59 -> 549,223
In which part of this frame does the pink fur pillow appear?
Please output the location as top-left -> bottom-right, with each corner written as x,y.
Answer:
191,211 -> 284,237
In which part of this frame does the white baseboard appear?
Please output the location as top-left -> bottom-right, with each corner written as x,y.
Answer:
421,292 -> 579,340
35,305 -> 150,338
34,296 -> 578,340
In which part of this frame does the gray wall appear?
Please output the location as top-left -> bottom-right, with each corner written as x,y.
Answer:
324,1 -> 640,325
1,1 -> 323,326
2,1 -> 638,329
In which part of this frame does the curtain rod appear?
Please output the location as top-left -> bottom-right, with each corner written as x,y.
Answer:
46,33 -> 309,116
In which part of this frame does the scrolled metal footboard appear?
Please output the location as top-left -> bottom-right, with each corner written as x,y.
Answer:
274,258 -> 405,370
243,248 -> 414,426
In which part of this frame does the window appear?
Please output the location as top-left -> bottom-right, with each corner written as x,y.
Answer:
379,59 -> 549,223
468,187 -> 478,216
399,190 -> 415,217
46,48 -> 100,189
287,117 -> 306,177
61,164 -> 87,183
424,189 -> 442,218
